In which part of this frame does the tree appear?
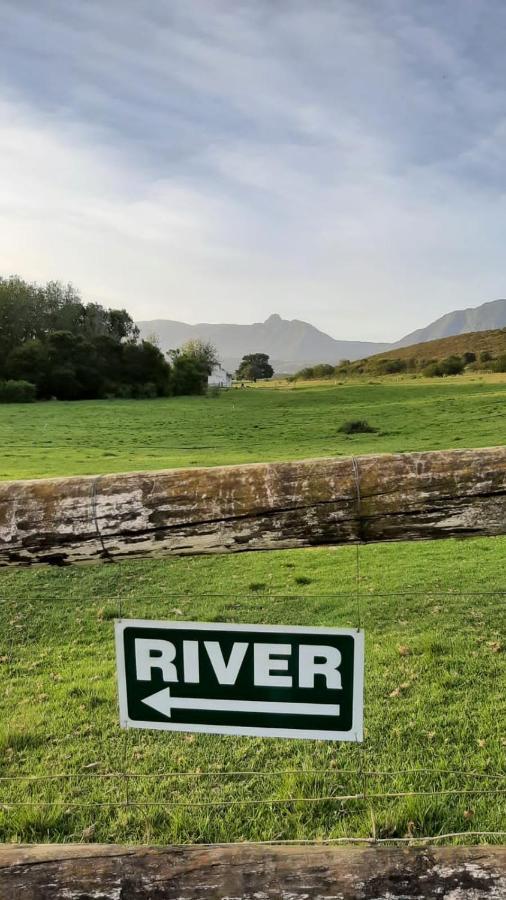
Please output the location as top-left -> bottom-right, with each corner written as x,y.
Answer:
170,354 -> 208,395
5,339 -> 50,394
439,355 -> 465,376
179,339 -> 219,375
236,353 -> 274,382
121,340 -> 171,397
0,275 -> 171,401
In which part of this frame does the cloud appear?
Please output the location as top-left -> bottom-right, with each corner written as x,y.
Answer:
1,1 -> 506,339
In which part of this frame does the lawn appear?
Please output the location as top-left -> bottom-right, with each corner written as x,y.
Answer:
0,376 -> 505,480
0,377 -> 505,845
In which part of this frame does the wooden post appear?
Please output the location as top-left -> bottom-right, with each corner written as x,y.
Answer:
0,843 -> 504,899
0,446 -> 505,566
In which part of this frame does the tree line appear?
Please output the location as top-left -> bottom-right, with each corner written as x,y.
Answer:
0,276 -> 222,402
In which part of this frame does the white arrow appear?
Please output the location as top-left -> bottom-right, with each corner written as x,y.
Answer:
141,687 -> 340,719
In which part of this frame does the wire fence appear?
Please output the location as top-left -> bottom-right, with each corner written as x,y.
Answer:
1,523 -> 505,845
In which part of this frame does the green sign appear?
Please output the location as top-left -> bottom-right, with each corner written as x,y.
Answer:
115,620 -> 364,741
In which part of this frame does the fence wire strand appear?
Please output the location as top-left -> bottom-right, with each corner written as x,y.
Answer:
1,567 -> 505,845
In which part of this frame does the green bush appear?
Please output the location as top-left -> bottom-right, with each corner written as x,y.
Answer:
134,382 -> 158,399
311,363 -> 335,379
422,356 -> 465,377
0,380 -> 36,403
338,419 -> 377,434
372,358 -> 407,375
491,354 -> 506,373
439,355 -> 465,375
421,362 -> 442,377
292,363 -> 337,381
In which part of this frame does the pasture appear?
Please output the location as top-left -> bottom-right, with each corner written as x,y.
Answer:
1,376 -> 506,480
0,377 -> 505,844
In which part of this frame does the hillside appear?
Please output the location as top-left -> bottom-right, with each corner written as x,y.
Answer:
366,327 -> 506,364
392,298 -> 506,348
137,314 -> 389,373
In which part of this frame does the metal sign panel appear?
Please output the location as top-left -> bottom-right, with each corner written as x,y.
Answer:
115,619 -> 364,741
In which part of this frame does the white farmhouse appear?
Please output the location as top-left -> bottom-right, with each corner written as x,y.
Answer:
208,365 -> 232,388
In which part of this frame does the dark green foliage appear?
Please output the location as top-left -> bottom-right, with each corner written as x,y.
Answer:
480,350 -> 493,363
236,353 -> 274,381
492,354 -> 506,373
338,419 -> 377,434
179,339 -> 219,375
422,356 -> 465,377
0,379 -> 36,403
439,355 -> 465,375
301,363 -> 335,379
421,361 -> 441,377
170,355 -> 207,395
371,358 -> 408,375
462,351 -> 476,365
0,275 -> 172,401
167,339 -> 220,396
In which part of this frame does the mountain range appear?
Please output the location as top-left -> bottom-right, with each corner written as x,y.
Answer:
137,299 -> 506,373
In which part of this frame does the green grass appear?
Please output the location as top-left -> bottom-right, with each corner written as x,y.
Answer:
1,539 -> 504,845
0,378 -> 505,845
0,377 -> 505,480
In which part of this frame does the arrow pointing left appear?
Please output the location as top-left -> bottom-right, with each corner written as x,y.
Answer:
141,687 -> 340,719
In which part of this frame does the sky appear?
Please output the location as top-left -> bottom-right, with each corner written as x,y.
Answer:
1,1 -> 506,341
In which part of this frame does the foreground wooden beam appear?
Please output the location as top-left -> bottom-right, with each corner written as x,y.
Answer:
0,447 -> 505,566
0,843 -> 504,899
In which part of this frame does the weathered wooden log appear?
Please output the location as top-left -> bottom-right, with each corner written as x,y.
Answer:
0,447 -> 505,566
0,843 -> 505,899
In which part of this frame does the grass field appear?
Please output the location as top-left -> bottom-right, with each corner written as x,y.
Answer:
1,376 -> 505,480
0,378 -> 505,845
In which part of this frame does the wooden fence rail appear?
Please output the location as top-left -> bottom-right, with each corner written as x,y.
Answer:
0,843 -> 505,899
1,446 -> 505,566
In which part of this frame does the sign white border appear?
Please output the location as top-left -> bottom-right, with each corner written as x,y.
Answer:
115,619 -> 364,742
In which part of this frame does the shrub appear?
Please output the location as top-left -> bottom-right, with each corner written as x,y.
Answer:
439,355 -> 465,376
134,382 -> 158,399
462,351 -> 476,365
492,354 -> 506,373
110,383 -> 133,399
0,379 -> 36,403
372,358 -> 407,375
480,350 -> 493,363
311,363 -> 335,379
422,356 -> 464,377
338,419 -> 377,434
292,366 -> 317,380
422,362 -> 442,377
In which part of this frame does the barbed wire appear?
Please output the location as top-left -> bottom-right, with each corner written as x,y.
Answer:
1,767 -> 504,783
3,590 -> 506,600
2,788 -> 506,811
1,571 -> 504,845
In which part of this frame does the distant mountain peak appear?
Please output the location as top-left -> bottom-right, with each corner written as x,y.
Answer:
137,298 -> 506,373
136,314 -> 388,373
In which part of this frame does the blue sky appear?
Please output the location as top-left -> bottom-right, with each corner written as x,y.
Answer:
1,0 -> 506,340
